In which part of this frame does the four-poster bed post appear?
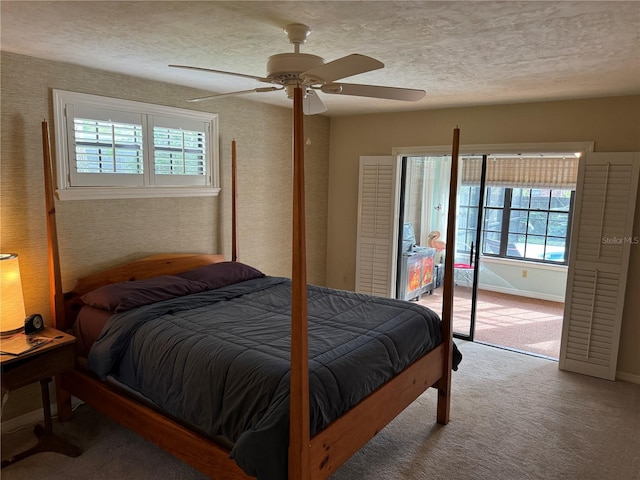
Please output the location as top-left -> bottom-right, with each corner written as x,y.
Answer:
42,120 -> 73,422
232,139 -> 239,263
289,85 -> 311,479
42,121 -> 64,332
437,126 -> 459,424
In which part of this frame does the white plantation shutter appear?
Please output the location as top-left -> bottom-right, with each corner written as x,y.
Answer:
560,152 -> 639,380
68,105 -> 145,187
153,127 -> 206,175
355,156 -> 400,297
74,119 -> 143,175
151,115 -> 209,186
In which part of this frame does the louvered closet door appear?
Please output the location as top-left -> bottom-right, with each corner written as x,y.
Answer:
355,156 -> 401,297
560,152 -> 639,380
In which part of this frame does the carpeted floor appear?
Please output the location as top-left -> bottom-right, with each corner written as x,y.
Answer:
419,287 -> 564,359
2,341 -> 638,480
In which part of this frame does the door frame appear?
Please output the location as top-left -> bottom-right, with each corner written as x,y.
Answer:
390,142 -> 594,298
391,142 -> 594,342
459,154 -> 489,341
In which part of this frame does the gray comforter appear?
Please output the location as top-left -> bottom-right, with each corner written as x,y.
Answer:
88,276 -> 459,479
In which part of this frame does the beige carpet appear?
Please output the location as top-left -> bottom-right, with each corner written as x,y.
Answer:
2,342 -> 639,480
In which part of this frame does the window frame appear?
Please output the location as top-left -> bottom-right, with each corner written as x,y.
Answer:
53,90 -> 220,200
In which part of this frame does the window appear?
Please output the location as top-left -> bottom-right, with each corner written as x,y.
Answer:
457,154 -> 579,266
53,90 -> 219,200
482,187 -> 574,264
457,185 -> 481,255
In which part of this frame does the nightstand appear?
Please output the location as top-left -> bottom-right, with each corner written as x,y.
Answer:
1,327 -> 81,468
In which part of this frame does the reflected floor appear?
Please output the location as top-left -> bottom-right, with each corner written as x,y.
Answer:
417,285 -> 563,359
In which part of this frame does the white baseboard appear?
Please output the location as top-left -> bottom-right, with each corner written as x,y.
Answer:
615,370 -> 640,384
478,284 -> 565,303
1,396 -> 84,434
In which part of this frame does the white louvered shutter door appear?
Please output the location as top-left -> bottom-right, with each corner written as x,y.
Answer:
559,152 -> 639,380
355,156 -> 400,297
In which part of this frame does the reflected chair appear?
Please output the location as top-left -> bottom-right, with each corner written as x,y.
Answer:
454,242 -> 475,287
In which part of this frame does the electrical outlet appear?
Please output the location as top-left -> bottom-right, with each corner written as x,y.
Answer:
522,269 -> 528,278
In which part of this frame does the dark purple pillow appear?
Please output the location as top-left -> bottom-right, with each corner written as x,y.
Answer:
178,261 -> 264,290
80,275 -> 209,312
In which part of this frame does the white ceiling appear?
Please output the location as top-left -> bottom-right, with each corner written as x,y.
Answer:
1,1 -> 639,116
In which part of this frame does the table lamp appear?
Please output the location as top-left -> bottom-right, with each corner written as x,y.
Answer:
0,253 -> 26,336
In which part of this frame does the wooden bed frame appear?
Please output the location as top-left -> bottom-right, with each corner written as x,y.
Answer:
43,87 -> 460,479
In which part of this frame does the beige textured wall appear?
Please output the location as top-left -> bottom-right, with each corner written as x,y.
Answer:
0,52 -> 329,420
326,95 -> 640,378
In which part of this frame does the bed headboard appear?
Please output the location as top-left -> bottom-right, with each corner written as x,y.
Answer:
61,253 -> 225,332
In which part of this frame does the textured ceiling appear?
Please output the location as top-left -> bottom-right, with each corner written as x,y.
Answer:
1,1 -> 639,116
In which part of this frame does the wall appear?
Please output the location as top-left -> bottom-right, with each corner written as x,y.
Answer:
327,95 -> 640,378
0,52 -> 330,420
478,258 -> 567,302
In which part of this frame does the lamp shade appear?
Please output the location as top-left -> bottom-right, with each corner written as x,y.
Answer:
0,253 -> 26,336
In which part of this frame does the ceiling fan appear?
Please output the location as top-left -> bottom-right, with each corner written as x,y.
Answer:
170,23 -> 426,115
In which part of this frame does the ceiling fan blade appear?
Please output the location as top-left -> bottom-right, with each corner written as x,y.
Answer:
188,87 -> 281,102
302,54 -> 383,83
321,83 -> 426,101
303,90 -> 328,115
169,64 -> 272,83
